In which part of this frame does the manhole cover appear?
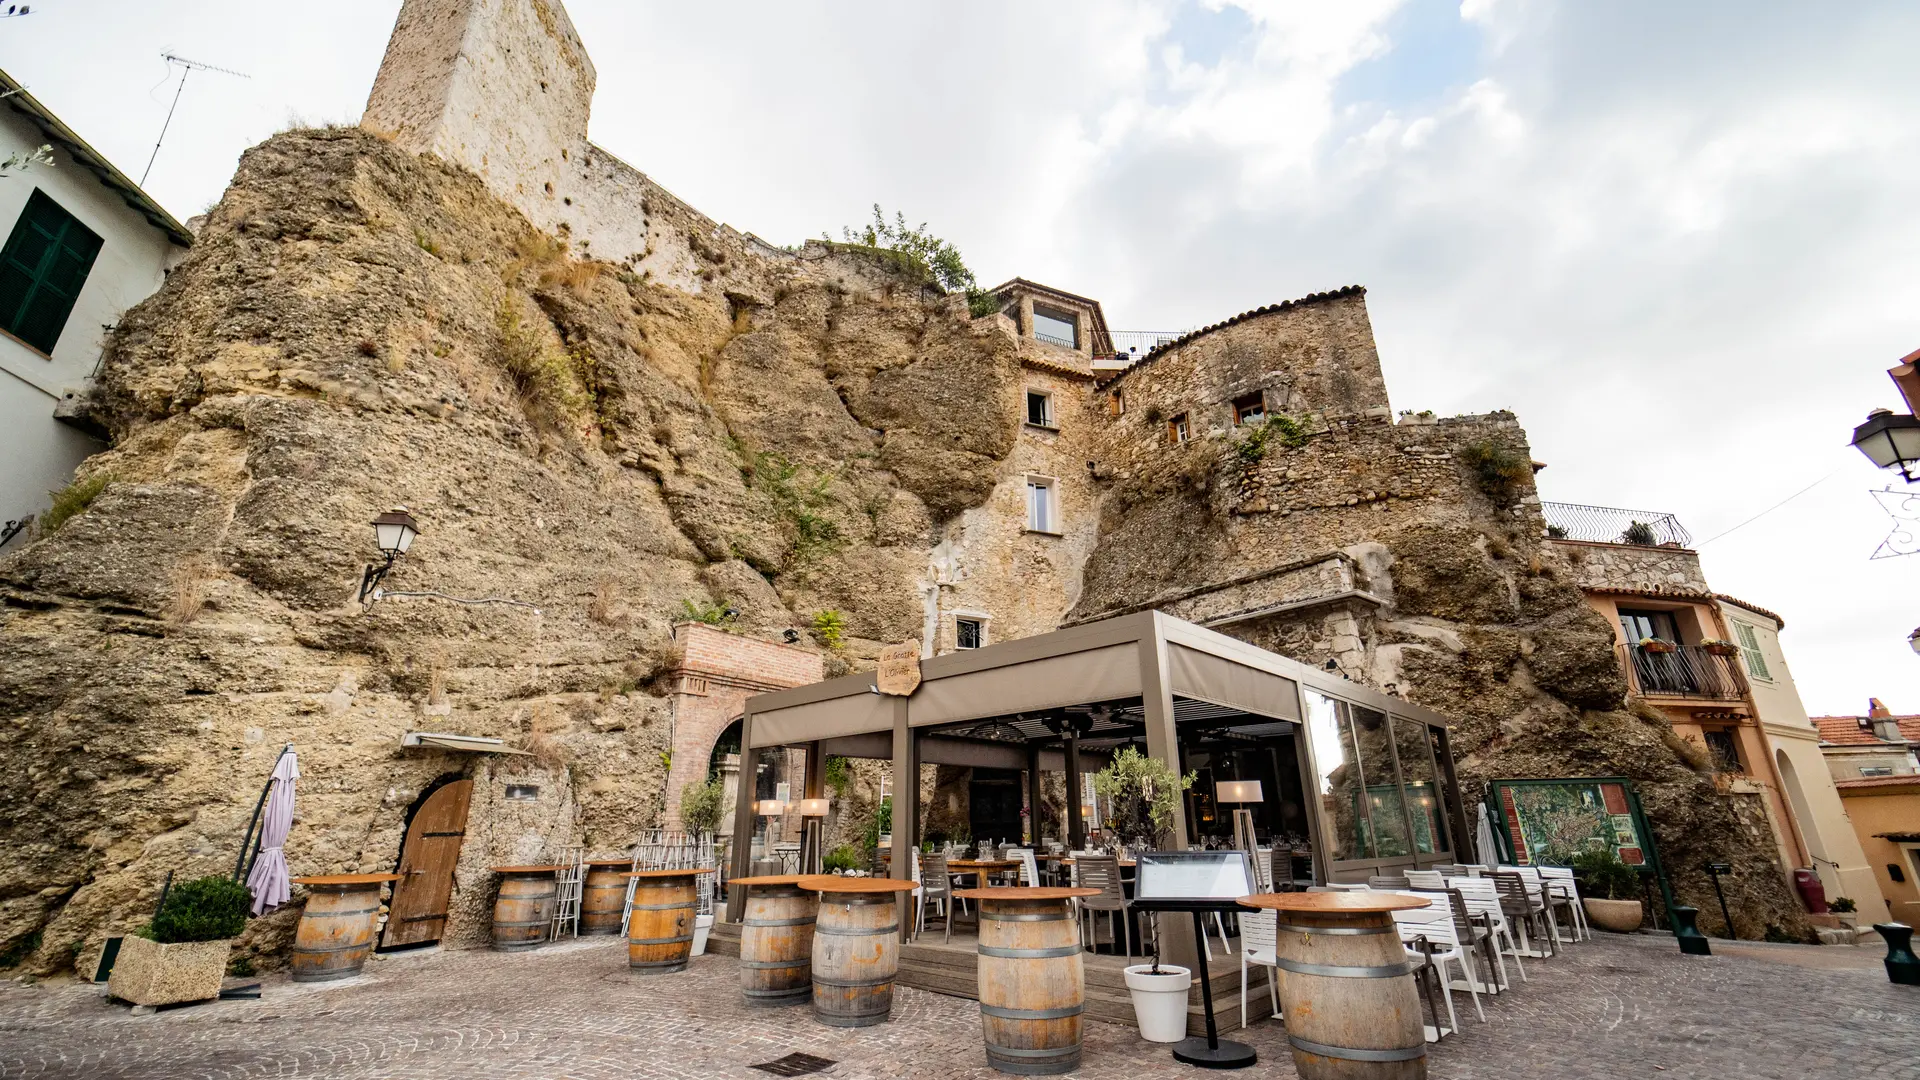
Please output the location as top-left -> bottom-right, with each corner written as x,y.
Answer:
751,1053 -> 836,1077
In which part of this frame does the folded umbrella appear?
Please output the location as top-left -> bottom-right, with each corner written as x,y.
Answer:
245,749 -> 300,915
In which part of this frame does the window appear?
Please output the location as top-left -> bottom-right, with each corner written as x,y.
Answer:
1025,389 -> 1054,428
1860,766 -> 1895,777
0,190 -> 103,355
1026,476 -> 1057,533
1232,392 -> 1266,425
1703,729 -> 1743,773
955,617 -> 984,650
1031,304 -> 1078,349
1167,412 -> 1189,445
1732,621 -> 1772,681
1107,390 -> 1124,417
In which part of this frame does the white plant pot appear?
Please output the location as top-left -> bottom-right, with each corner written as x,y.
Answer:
690,913 -> 715,956
1123,964 -> 1191,1043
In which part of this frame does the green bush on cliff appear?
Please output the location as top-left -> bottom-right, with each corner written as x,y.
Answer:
41,473 -> 110,534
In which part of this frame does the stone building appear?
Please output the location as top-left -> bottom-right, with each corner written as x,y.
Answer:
0,0 -> 1822,975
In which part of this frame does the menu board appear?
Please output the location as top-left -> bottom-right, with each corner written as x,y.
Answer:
1133,851 -> 1255,906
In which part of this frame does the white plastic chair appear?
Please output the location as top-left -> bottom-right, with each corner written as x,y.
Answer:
1447,876 -> 1527,989
1405,869 -> 1446,890
1393,904 -> 1485,1028
1007,848 -> 1039,887
1237,909 -> 1283,1029
1537,866 -> 1589,941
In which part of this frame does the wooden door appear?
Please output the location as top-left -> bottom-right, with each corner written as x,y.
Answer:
381,778 -> 472,949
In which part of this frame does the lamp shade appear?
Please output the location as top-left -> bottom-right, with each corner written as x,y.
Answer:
798,797 -> 830,817
1216,779 -> 1263,804
1851,409 -> 1920,473
756,800 -> 785,816
371,507 -> 421,556
1909,626 -> 1920,656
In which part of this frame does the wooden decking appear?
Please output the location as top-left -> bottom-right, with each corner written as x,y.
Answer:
707,920 -> 1281,1036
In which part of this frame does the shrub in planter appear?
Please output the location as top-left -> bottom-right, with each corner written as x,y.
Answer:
823,844 -> 862,873
110,876 -> 250,1007
1570,849 -> 1644,933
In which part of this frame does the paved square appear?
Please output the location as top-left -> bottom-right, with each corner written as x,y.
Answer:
0,933 -> 1912,1079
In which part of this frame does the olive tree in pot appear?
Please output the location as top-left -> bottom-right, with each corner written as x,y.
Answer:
1570,849 -> 1645,933
679,776 -> 727,955
110,876 -> 250,1007
1097,747 -> 1199,1041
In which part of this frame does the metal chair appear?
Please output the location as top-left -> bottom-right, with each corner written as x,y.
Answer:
1491,869 -> 1555,958
1075,855 -> 1134,959
918,851 -> 968,943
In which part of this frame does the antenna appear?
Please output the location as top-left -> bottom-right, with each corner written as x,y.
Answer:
140,52 -> 250,188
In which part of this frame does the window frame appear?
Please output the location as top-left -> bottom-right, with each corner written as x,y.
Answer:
1166,412 -> 1189,445
1107,390 -> 1124,417
1731,620 -> 1773,681
1024,474 -> 1060,535
1232,392 -> 1266,426
1030,303 -> 1079,349
953,615 -> 987,650
1025,388 -> 1056,429
0,188 -> 105,357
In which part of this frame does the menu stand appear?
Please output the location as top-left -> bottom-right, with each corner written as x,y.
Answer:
1130,851 -> 1262,1071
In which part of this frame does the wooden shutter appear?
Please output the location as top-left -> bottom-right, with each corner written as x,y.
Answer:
1733,622 -> 1771,680
0,190 -> 103,354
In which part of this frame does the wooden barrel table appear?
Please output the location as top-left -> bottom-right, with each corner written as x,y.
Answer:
957,886 -> 1100,1075
732,875 -> 819,1007
796,875 -> 918,1028
288,874 -> 400,982
1238,892 -> 1431,1079
491,865 -> 562,952
625,868 -> 715,974
580,860 -> 633,936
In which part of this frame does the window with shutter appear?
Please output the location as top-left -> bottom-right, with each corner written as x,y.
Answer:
0,190 -> 103,355
1733,621 -> 1771,681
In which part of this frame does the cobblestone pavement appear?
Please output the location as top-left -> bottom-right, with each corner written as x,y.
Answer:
0,933 -> 1913,1079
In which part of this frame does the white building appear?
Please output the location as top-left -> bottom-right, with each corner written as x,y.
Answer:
0,70 -> 189,546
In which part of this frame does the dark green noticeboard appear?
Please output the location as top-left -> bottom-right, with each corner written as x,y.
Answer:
1488,776 -> 1675,921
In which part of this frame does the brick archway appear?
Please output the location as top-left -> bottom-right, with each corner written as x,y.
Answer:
661,623 -> 822,831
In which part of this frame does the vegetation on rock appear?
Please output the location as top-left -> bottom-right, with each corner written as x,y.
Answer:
1459,438 -> 1531,505
39,472 -> 109,535
678,776 -> 726,835
832,204 -> 999,316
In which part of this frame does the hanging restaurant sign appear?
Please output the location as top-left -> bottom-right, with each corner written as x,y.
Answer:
875,640 -> 922,696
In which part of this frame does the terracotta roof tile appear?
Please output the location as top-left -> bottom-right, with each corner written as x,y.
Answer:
1094,285 -> 1367,391
1715,594 -> 1786,629
1811,714 -> 1920,745
1834,774 -> 1920,790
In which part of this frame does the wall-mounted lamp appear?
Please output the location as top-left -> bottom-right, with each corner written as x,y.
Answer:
358,507 -> 420,607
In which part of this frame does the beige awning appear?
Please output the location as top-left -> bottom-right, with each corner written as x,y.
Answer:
400,732 -> 530,755
909,642 -> 1142,728
1167,643 -> 1300,720
751,690 -> 894,748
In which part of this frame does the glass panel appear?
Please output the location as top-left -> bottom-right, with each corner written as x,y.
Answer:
1351,705 -> 1410,858
1032,305 -> 1077,347
1393,716 -> 1445,856
1027,481 -> 1052,532
1026,391 -> 1050,426
1305,691 -> 1369,860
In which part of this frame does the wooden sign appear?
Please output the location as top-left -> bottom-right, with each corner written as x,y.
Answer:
875,640 -> 922,697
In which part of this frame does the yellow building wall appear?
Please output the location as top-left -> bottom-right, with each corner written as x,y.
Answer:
1837,785 -> 1920,926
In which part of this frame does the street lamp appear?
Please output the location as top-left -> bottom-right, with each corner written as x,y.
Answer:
358,507 -> 421,606
1908,626 -> 1920,656
1851,409 -> 1920,483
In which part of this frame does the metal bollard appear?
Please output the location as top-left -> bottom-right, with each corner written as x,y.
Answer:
1874,923 -> 1920,986
1671,905 -> 1712,956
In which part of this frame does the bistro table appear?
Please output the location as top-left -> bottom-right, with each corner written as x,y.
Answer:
490,865 -> 564,951
731,874 -> 818,1007
289,874 -> 401,982
623,868 -> 715,974
796,875 -> 918,1027
1237,891 -> 1431,1079
955,887 -> 1100,1075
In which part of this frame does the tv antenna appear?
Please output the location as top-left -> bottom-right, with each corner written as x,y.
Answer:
140,52 -> 249,187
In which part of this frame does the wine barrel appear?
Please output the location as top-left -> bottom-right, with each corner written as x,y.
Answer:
580,863 -> 630,936
1258,895 -> 1428,1079
627,870 -> 700,974
971,890 -> 1091,1075
739,878 -> 817,1007
288,876 -> 396,982
794,878 -> 916,1029
492,868 -> 558,952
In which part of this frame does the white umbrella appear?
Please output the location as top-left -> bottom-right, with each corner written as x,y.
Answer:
246,749 -> 300,915
1475,800 -> 1502,867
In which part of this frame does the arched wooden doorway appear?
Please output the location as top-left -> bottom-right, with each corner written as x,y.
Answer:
380,775 -> 472,950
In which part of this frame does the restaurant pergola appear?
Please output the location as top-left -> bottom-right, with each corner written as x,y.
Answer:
727,611 -> 1469,946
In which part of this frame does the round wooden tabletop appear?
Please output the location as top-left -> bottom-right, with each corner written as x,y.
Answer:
1236,891 -> 1431,913
796,875 -> 918,894
729,874 -> 811,887
293,873 -> 402,886
953,886 -> 1100,902
492,864 -> 565,874
585,859 -> 634,868
620,868 -> 717,878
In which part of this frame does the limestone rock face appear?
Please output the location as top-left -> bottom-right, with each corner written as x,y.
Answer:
0,128 -> 1026,974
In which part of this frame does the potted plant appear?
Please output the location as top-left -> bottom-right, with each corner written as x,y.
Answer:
1569,849 -> 1644,933
1701,639 -> 1739,657
1622,521 -> 1658,546
678,777 -> 726,955
109,875 -> 250,1007
1637,637 -> 1677,655
1123,921 -> 1192,1043
1830,896 -> 1858,928
1092,746 -> 1195,852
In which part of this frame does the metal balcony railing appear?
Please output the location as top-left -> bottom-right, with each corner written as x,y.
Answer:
1618,644 -> 1747,700
1541,502 -> 1693,547
1101,330 -> 1192,359
1033,330 -> 1078,349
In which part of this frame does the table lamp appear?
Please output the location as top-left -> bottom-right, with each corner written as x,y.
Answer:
756,799 -> 784,855
1215,780 -> 1263,875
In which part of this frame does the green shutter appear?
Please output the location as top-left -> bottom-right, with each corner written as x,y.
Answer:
1733,622 -> 1771,681
0,189 -> 103,354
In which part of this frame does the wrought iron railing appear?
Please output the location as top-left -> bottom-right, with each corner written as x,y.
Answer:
1617,644 -> 1746,700
1541,501 -> 1693,547
1034,330 -> 1078,349
1101,330 -> 1191,359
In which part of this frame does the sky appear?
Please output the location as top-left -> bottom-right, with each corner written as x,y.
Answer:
3,0 -> 1918,716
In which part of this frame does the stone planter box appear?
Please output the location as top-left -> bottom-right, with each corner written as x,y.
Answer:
1583,898 -> 1644,934
107,936 -> 231,1007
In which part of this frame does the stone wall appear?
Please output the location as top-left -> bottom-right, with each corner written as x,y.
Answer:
660,622 -> 822,830
1553,538 -> 1712,595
